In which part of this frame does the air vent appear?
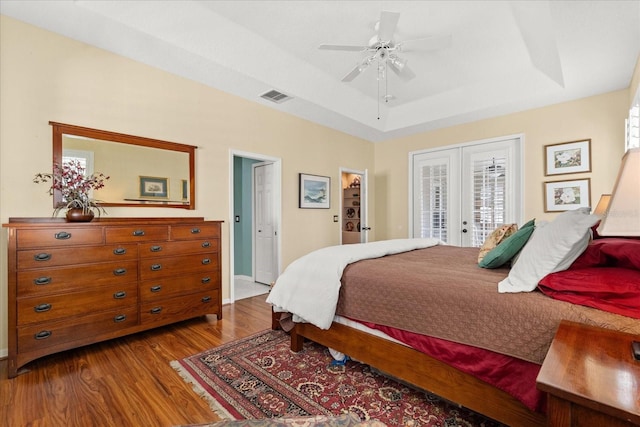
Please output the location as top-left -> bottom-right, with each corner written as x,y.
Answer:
260,89 -> 292,104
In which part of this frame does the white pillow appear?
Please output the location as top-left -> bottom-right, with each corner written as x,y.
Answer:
498,208 -> 599,293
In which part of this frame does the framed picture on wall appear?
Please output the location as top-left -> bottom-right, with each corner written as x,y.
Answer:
299,173 -> 330,209
139,176 -> 169,199
181,179 -> 188,200
544,139 -> 591,176
544,178 -> 590,212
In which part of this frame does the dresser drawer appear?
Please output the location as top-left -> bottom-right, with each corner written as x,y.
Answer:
105,225 -> 169,243
139,253 -> 217,280
17,282 -> 138,325
17,244 -> 138,269
17,260 -> 138,297
17,306 -> 138,353
140,272 -> 220,302
138,239 -> 219,258
140,290 -> 219,325
171,223 -> 220,240
16,228 -> 103,249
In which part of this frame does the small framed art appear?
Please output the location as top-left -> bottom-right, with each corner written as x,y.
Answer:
544,178 -> 590,212
299,173 -> 330,209
181,179 -> 188,200
139,176 -> 169,199
544,139 -> 591,176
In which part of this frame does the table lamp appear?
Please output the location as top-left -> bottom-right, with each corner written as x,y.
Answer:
595,148 -> 640,360
596,148 -> 640,236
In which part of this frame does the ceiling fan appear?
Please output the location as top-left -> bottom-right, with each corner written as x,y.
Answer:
319,11 -> 452,83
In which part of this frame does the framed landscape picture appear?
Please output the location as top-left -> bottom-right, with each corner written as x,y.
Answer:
544,139 -> 591,176
544,178 -> 590,212
139,176 -> 169,199
299,173 -> 330,209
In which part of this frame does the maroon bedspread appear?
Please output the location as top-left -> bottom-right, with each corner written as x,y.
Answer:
335,245 -> 640,364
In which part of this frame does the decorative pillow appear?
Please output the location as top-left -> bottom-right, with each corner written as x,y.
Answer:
498,207 -> 600,293
479,221 -> 535,268
539,267 -> 640,319
570,237 -> 640,270
477,223 -> 518,263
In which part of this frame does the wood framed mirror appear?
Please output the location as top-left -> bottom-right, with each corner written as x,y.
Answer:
51,121 -> 196,209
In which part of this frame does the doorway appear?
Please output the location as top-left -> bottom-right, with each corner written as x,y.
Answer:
409,135 -> 523,246
230,151 -> 282,302
340,168 -> 369,244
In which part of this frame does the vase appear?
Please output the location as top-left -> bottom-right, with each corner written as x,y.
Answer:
65,208 -> 95,222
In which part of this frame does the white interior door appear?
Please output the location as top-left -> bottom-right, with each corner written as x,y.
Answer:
359,169 -> 369,243
253,162 -> 277,285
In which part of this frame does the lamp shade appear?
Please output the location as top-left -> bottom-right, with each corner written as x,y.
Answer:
597,148 -> 640,236
592,194 -> 611,216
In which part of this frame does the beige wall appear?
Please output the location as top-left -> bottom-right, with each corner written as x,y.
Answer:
0,16 -> 374,354
374,90 -> 629,240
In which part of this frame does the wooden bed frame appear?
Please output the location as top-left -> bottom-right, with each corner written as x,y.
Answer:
273,313 -> 546,427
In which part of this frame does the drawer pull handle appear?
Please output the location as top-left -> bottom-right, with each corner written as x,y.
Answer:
201,296 -> 212,303
191,227 -> 201,234
150,264 -> 162,271
202,258 -> 211,265
202,241 -> 211,248
150,245 -> 162,252
201,277 -> 211,284
54,231 -> 71,240
150,307 -> 162,314
150,285 -> 162,293
34,303 -> 52,313
113,248 -> 127,255
34,253 -> 52,261
113,268 -> 127,276
34,277 -> 51,286
113,291 -> 127,299
34,330 -> 52,340
132,230 -> 145,236
114,314 -> 127,323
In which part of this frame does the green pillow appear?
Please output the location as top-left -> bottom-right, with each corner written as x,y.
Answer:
520,218 -> 535,229
479,222 -> 535,268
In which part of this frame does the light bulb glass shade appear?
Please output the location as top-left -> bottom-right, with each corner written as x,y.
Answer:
597,148 -> 640,236
592,194 -> 611,216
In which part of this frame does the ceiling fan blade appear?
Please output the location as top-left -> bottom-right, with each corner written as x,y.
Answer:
341,62 -> 368,82
319,44 -> 368,52
377,11 -> 400,43
398,34 -> 452,52
388,59 -> 416,81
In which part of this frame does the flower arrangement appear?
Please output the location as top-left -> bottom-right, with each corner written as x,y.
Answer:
34,160 -> 110,217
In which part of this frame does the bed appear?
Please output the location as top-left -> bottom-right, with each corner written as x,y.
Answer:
267,209 -> 640,427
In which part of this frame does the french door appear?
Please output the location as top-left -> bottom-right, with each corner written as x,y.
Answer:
410,136 -> 522,247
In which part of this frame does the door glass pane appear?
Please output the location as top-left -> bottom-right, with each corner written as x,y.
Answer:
418,163 -> 448,241
471,157 -> 506,247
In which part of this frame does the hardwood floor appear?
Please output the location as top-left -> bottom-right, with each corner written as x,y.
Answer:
0,295 -> 273,427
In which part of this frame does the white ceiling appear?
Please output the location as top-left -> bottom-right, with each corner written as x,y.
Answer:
1,0 -> 639,142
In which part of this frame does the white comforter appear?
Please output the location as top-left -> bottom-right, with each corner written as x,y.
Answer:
266,238 -> 442,329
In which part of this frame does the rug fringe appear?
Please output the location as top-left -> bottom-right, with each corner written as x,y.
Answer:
170,360 -> 238,421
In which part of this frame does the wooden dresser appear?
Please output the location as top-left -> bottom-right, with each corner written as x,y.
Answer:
4,217 -> 223,378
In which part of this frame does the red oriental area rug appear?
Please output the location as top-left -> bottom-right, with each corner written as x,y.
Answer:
171,329 -> 504,427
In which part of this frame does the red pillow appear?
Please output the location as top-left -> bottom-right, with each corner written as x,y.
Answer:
539,267 -> 640,319
570,238 -> 640,270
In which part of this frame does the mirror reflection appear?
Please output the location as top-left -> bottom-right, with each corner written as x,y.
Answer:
51,122 -> 196,209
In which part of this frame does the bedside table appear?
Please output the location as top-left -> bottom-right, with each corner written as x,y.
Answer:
537,320 -> 640,427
